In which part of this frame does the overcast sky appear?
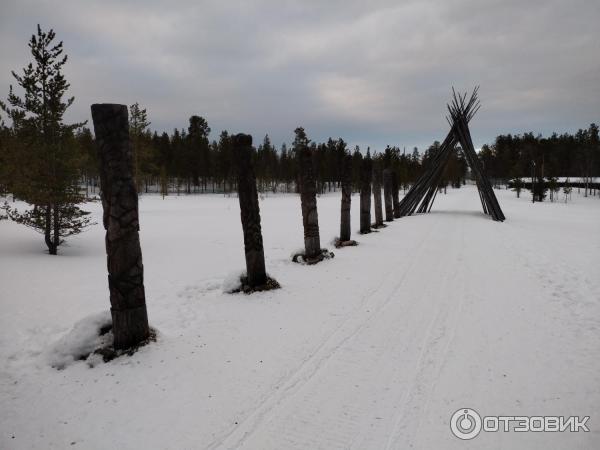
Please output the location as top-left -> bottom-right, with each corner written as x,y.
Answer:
1,0 -> 599,151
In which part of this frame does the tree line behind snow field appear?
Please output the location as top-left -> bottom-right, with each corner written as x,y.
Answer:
49,110 -> 470,197
3,105 -> 597,198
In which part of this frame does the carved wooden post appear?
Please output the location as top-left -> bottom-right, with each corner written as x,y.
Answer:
339,154 -> 352,242
392,171 -> 401,218
372,161 -> 384,227
299,145 -> 321,259
359,154 -> 372,233
233,134 -> 267,288
91,104 -> 150,350
383,168 -> 394,222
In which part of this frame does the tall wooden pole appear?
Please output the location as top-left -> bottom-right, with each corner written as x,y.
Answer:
372,160 -> 384,227
392,171 -> 401,218
91,104 -> 150,350
383,169 -> 394,222
299,145 -> 321,259
359,154 -> 372,233
339,154 -> 352,242
232,134 -> 267,288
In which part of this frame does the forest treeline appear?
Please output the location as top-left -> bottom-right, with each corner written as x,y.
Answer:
481,126 -> 599,188
2,97 -> 599,203
1,101 -> 473,197
2,106 -> 599,198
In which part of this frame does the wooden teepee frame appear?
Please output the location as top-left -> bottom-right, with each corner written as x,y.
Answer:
396,88 -> 505,222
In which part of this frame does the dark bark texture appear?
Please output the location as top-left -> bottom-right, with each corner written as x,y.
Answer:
359,155 -> 372,233
372,162 -> 383,227
339,154 -> 352,242
299,146 -> 321,258
383,169 -> 394,222
232,134 -> 267,287
91,104 -> 150,350
392,171 -> 401,218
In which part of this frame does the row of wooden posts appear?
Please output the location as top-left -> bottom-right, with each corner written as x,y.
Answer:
90,103 -> 409,351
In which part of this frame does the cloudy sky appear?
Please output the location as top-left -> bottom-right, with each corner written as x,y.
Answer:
1,0 -> 598,151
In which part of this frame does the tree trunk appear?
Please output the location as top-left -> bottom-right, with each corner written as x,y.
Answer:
52,202 -> 60,251
392,172 -> 400,218
360,155 -> 372,233
383,169 -> 394,221
372,162 -> 383,227
299,146 -> 321,258
233,134 -> 267,287
339,154 -> 352,241
45,204 -> 57,255
91,104 -> 150,350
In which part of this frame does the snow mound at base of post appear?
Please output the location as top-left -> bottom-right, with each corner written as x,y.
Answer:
222,269 -> 281,294
222,270 -> 247,293
46,311 -> 113,370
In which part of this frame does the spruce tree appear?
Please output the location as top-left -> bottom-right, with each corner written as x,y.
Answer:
511,176 -> 524,198
129,102 -> 152,192
547,177 -> 559,202
1,25 -> 91,254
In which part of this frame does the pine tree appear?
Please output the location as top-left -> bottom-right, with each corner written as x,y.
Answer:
511,176 -> 524,198
129,102 -> 153,192
532,175 -> 547,202
563,178 -> 572,203
547,176 -> 559,202
1,25 -> 91,254
0,112 -> 12,196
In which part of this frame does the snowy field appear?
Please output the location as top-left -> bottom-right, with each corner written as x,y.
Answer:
1,186 -> 599,449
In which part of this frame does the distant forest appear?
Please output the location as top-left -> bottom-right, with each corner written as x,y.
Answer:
1,103 -> 599,197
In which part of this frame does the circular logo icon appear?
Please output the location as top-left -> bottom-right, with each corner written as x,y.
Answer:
450,408 -> 482,440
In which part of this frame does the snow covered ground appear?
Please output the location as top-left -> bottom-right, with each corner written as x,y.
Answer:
1,186 -> 599,449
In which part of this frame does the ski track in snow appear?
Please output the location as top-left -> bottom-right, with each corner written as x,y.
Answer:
211,200 -> 483,449
206,220 -> 439,449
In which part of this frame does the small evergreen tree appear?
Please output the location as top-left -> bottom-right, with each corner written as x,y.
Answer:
1,25 -> 91,254
511,176 -> 524,198
547,176 -> 559,202
532,175 -> 547,202
563,178 -> 572,203
129,102 -> 153,192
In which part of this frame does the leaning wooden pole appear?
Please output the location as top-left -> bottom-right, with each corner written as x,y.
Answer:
447,88 -> 505,221
359,154 -> 372,233
91,104 -> 150,350
383,169 -> 394,222
232,134 -> 268,288
397,130 -> 456,217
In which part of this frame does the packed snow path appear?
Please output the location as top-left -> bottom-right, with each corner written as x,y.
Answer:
1,186 -> 599,449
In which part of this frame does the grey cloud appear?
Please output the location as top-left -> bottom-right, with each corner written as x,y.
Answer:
1,0 -> 598,151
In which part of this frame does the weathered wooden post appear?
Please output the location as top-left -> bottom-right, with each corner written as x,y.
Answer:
299,145 -> 321,258
232,133 -> 275,290
392,171 -> 401,218
340,154 -> 352,241
292,142 -> 333,264
372,160 -> 385,228
91,104 -> 150,350
383,168 -> 394,222
359,153 -> 372,234
336,154 -> 357,247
